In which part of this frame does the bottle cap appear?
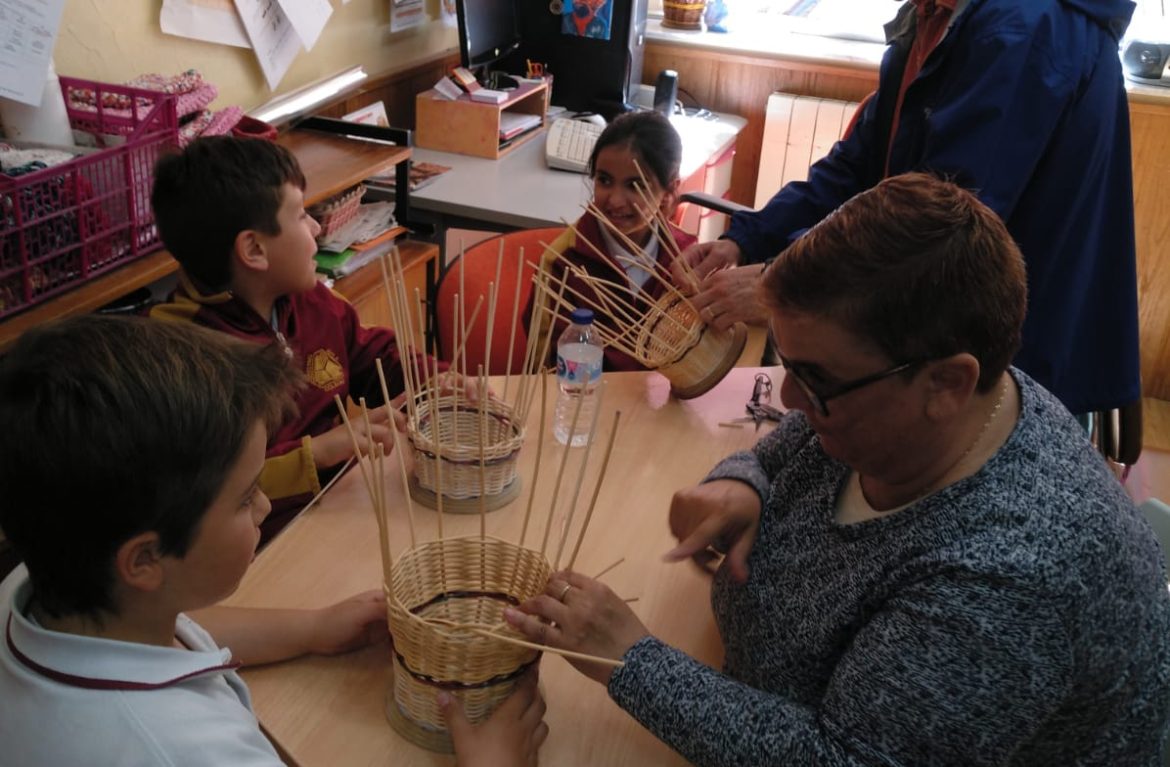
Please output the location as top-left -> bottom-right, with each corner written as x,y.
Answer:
569,308 -> 594,325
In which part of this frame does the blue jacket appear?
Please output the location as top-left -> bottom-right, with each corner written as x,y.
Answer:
728,0 -> 1140,414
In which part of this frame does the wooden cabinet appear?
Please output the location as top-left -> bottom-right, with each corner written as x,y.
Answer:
330,240 -> 437,351
415,80 -> 549,160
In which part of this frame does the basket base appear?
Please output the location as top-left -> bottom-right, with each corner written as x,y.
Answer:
407,474 -> 523,513
385,683 -> 455,754
669,322 -> 747,400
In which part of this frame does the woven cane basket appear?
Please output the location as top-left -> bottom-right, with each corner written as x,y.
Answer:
662,0 -> 707,29
386,536 -> 551,751
636,293 -> 746,399
407,394 -> 524,505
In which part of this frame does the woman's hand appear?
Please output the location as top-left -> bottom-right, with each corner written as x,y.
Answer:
504,571 -> 649,686
308,590 -> 388,656
441,666 -> 548,767
664,480 -> 761,583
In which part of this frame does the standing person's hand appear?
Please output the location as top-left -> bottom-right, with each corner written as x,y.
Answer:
441,667 -> 548,767
504,571 -> 650,686
671,239 -> 744,291
665,480 -> 762,583
688,263 -> 770,330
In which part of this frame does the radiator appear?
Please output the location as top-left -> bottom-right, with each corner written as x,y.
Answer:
755,93 -> 860,209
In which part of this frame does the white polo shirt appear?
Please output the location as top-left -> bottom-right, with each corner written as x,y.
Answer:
0,566 -> 284,766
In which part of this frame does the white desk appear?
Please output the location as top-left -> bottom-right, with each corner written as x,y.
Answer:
391,111 -> 746,249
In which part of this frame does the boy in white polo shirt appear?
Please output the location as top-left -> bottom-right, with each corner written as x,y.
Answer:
0,316 -> 547,766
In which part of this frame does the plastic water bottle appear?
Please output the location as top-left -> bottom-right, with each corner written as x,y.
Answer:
554,308 -> 604,447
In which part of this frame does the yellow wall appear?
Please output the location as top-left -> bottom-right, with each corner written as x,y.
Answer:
53,0 -> 458,112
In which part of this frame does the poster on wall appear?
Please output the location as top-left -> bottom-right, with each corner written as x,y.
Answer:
390,0 -> 426,32
562,0 -> 613,40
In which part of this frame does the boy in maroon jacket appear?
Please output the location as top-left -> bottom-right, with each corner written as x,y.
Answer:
150,136 -> 438,543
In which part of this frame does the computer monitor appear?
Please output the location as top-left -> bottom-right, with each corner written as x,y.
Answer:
455,0 -> 521,84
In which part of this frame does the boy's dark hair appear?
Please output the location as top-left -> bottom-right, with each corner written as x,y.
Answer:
587,110 -> 682,188
0,316 -> 300,620
151,136 -> 306,290
763,173 -> 1026,393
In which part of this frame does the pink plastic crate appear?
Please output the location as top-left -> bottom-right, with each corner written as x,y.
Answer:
0,77 -> 178,319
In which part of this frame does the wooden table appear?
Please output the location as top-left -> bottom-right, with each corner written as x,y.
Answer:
223,366 -> 781,766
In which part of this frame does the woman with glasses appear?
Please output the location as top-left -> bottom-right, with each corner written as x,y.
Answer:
505,173 -> 1170,764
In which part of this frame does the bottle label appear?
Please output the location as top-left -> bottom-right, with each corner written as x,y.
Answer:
556,344 -> 603,387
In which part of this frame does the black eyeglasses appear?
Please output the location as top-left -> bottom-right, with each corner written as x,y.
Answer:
777,352 -> 923,417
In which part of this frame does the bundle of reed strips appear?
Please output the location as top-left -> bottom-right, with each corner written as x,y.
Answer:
380,244 -> 559,509
529,164 -> 745,398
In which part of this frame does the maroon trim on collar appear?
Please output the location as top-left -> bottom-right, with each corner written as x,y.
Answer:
6,613 -> 240,691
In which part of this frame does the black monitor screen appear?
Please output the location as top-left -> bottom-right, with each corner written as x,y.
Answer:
456,0 -> 521,71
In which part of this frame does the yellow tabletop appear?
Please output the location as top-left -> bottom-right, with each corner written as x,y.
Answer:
223,366 -> 781,766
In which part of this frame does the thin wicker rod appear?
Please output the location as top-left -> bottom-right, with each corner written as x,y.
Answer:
503,246 -> 525,403
378,252 -> 416,414
483,239 -> 503,377
413,287 -> 430,381
426,353 -> 447,588
554,381 -> 608,570
447,295 -> 486,382
470,628 -> 624,668
478,365 -> 488,541
629,158 -> 684,262
333,395 -> 377,505
378,253 -> 415,424
376,358 -> 417,548
388,249 -> 424,419
517,370 -> 549,549
559,256 -> 694,341
592,556 -> 624,581
567,409 -> 622,571
535,283 -> 652,360
623,596 -> 639,603
514,244 -> 561,413
549,236 -> 645,327
451,297 -> 462,433
521,268 -> 569,424
373,442 -> 395,591
359,398 -> 381,523
539,381 -> 587,557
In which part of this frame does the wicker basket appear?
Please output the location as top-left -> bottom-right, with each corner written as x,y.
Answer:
386,536 -> 551,751
636,293 -> 746,399
662,0 -> 707,30
308,183 -> 365,239
407,393 -> 525,510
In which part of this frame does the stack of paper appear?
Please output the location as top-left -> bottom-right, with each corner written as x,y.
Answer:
499,112 -> 542,140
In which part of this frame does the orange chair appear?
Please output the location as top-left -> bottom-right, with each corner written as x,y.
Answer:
435,227 -> 564,375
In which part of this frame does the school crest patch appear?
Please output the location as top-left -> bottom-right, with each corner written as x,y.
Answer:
305,349 -> 344,391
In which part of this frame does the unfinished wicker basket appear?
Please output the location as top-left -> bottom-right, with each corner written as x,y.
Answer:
385,535 -> 551,752
635,293 -> 746,399
407,392 -> 525,511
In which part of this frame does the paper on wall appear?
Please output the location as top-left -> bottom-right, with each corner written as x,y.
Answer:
0,0 -> 67,106
274,0 -> 331,52
160,0 -> 251,49
234,0 -> 302,91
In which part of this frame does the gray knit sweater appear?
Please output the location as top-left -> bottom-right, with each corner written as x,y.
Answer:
608,370 -> 1170,765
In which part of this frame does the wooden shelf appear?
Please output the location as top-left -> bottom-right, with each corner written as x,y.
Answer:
0,129 -> 414,354
416,80 -> 548,160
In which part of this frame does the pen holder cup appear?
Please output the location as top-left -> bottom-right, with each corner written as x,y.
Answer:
635,294 -> 746,399
385,537 -> 551,752
406,394 -> 525,512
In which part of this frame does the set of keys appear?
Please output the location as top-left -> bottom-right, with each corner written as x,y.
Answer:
719,373 -> 784,431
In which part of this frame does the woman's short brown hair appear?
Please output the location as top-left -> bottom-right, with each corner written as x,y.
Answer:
762,173 -> 1027,392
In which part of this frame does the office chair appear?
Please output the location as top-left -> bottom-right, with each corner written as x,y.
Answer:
435,228 -> 564,375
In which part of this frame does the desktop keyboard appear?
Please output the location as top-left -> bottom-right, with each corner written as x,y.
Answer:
546,118 -> 605,174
